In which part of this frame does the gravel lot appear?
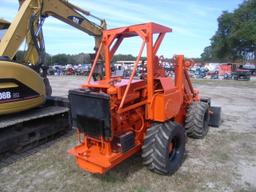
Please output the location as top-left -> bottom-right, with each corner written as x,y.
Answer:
0,76 -> 256,192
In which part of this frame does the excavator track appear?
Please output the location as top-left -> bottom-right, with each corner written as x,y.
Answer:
0,129 -> 73,169
0,96 -> 71,159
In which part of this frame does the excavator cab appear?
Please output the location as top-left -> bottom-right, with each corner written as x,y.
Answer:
0,17 -> 46,114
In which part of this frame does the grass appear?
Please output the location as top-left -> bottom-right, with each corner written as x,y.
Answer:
1,77 -> 256,192
215,152 -> 230,163
130,186 -> 147,192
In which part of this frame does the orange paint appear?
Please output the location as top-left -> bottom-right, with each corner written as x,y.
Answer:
68,22 -> 200,174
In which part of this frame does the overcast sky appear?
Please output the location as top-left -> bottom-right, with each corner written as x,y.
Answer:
1,0 -> 243,58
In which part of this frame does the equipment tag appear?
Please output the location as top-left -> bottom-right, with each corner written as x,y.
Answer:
0,91 -> 11,100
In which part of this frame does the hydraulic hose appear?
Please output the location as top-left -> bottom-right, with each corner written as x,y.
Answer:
29,14 -> 46,68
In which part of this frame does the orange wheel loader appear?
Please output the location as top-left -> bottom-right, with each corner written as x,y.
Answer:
68,22 -> 221,175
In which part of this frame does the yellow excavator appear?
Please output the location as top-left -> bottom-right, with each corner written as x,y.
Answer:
0,0 -> 106,154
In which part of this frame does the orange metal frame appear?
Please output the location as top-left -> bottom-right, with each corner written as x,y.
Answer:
68,22 -> 200,174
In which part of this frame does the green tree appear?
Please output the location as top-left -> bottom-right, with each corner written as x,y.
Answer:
14,50 -> 25,63
201,0 -> 256,62
51,54 -> 68,65
15,51 -> 151,66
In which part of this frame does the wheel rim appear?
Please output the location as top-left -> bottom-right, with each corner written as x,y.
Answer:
168,143 -> 173,153
168,139 -> 176,160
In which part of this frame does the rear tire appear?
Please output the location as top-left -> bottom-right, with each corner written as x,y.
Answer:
142,121 -> 185,175
185,102 -> 209,139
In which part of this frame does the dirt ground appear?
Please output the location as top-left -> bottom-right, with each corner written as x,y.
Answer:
1,76 -> 256,192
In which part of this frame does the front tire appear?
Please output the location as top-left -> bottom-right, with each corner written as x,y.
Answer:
142,121 -> 185,175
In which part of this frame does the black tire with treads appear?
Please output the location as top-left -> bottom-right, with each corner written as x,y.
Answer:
208,106 -> 221,127
185,101 -> 209,139
142,121 -> 185,175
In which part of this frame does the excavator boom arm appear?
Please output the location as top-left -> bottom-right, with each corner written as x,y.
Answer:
0,0 -> 106,64
42,0 -> 106,48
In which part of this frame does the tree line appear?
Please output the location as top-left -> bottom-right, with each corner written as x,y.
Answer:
201,0 -> 256,63
15,51 -> 146,66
